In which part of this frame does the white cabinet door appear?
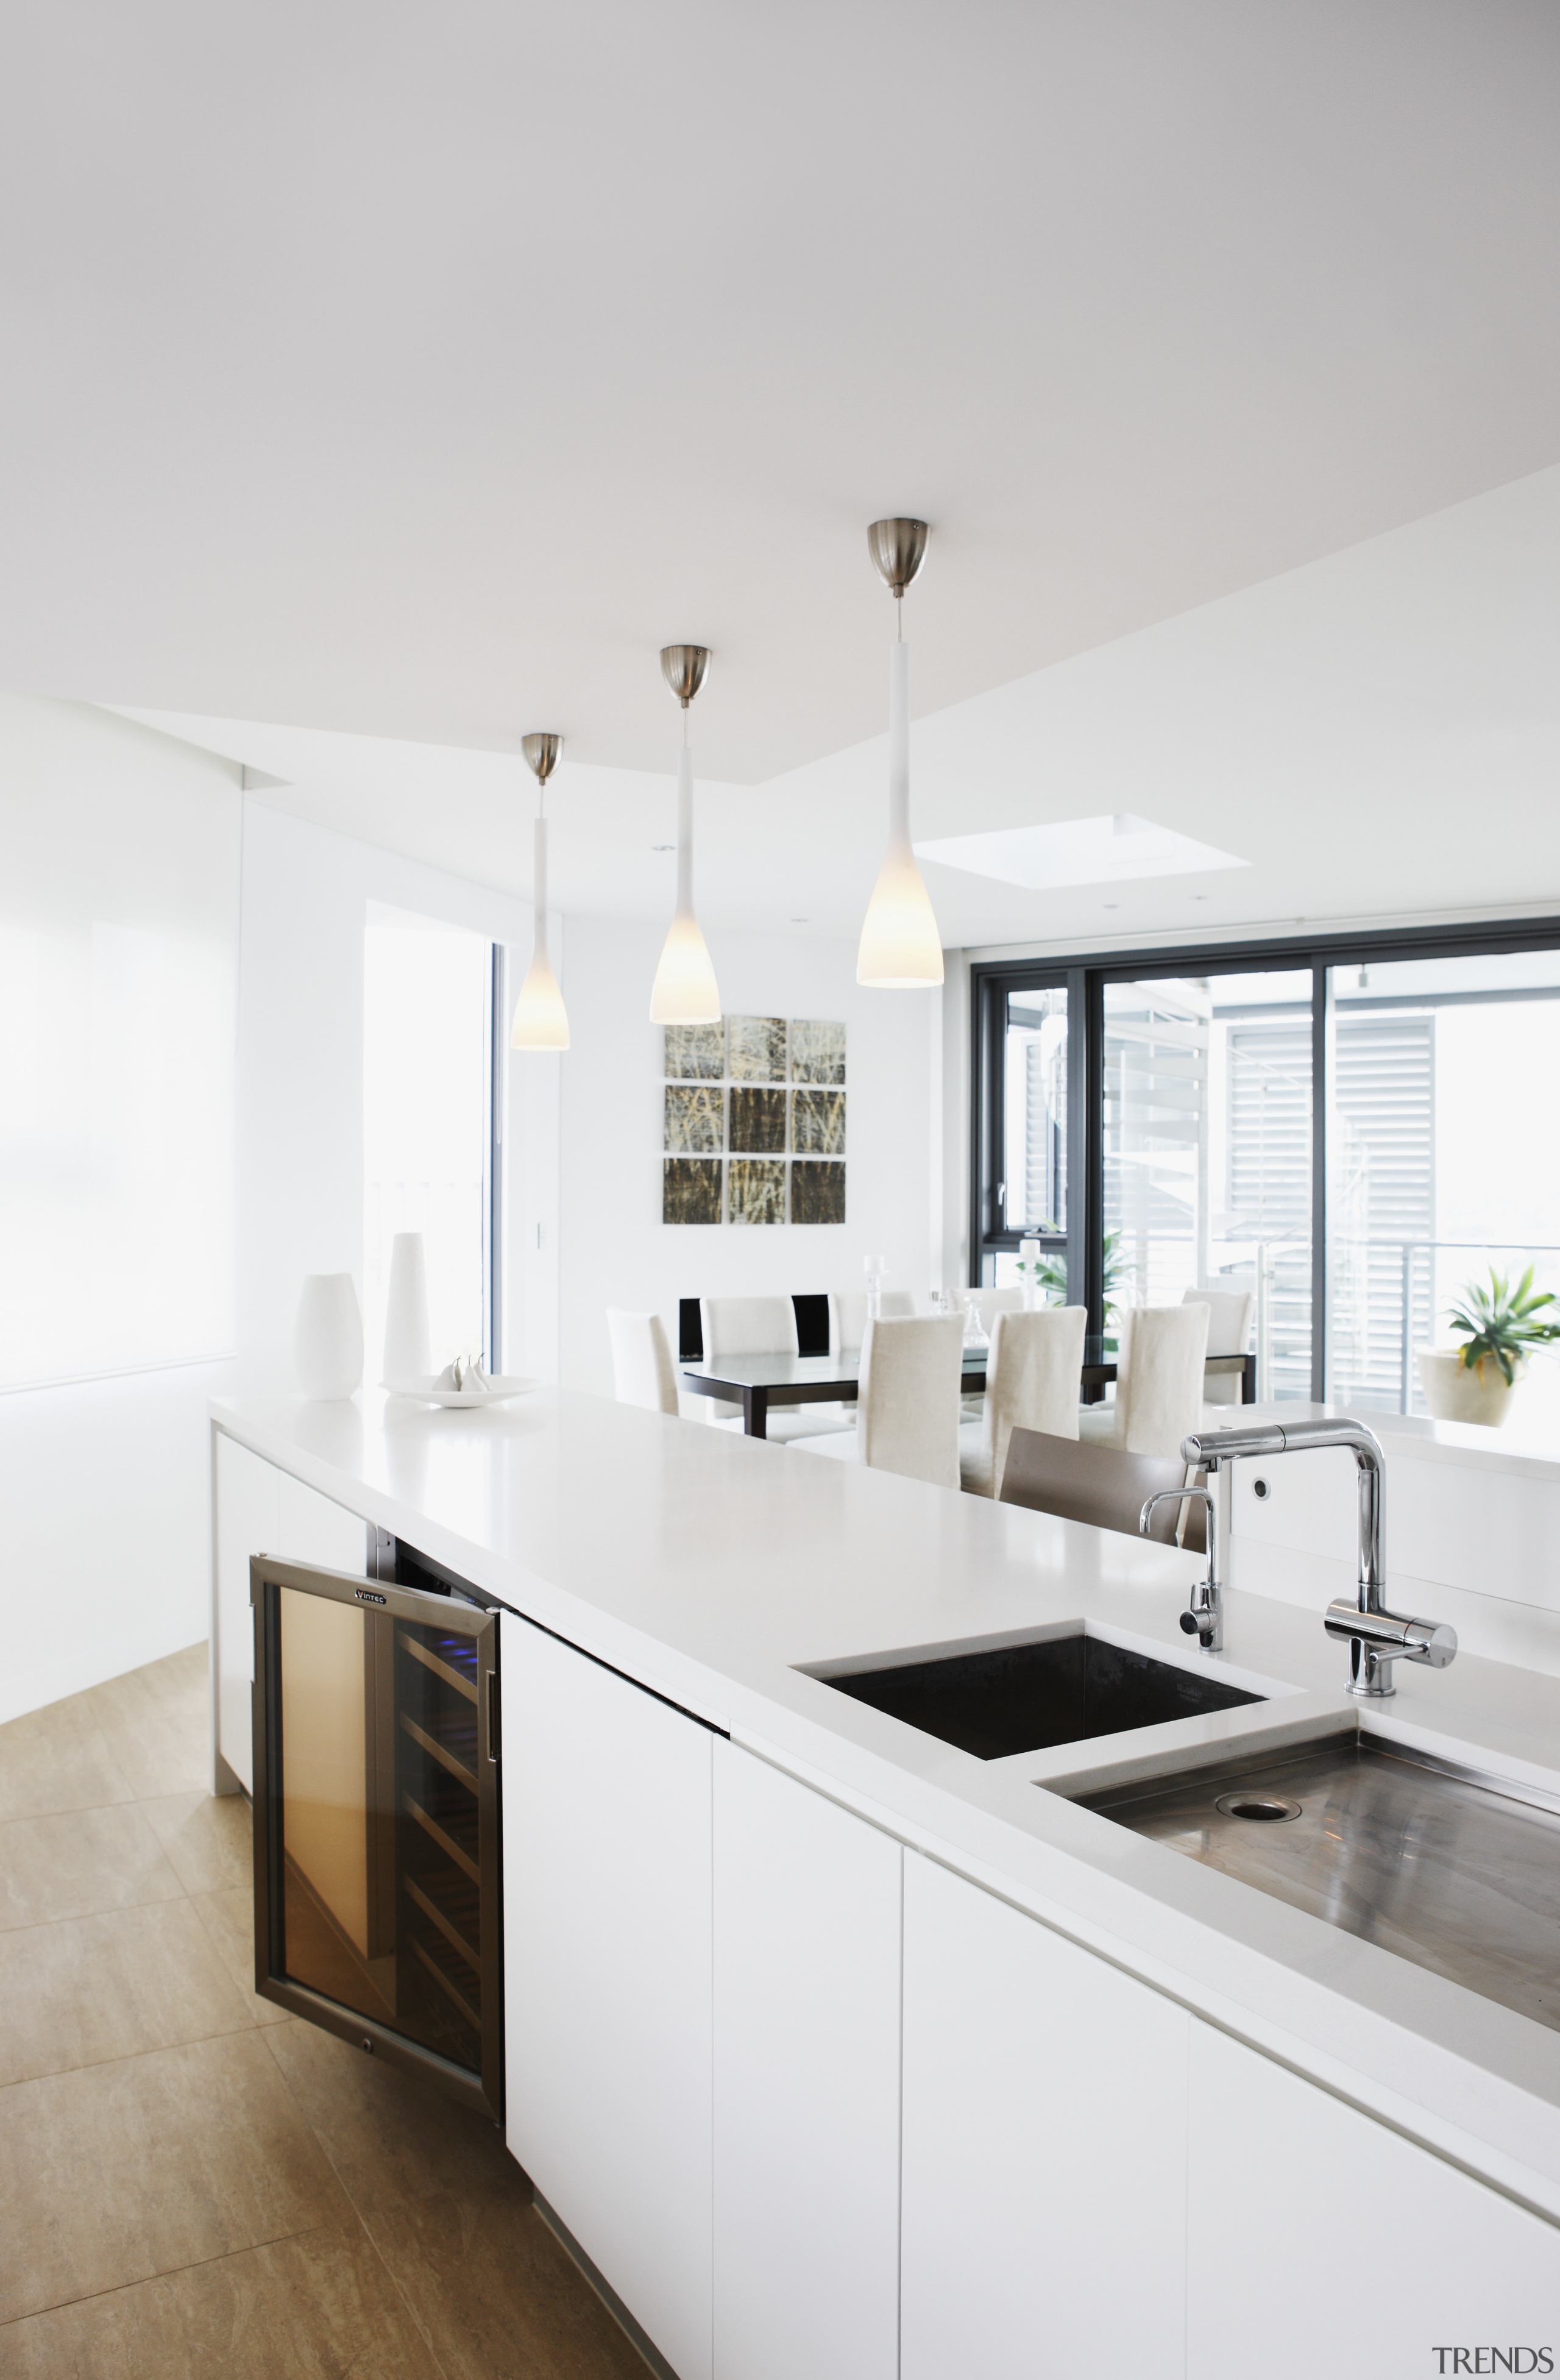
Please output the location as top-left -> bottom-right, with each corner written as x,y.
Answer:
901,1852 -> 1190,2380
213,1433 -> 280,1793
1188,2020 -> 1560,2378
712,1740 -> 902,2380
212,1446 -> 366,1794
274,1473 -> 367,1574
503,1613 -> 714,2380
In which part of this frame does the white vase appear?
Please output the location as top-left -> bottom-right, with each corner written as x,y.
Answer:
1416,1346 -> 1523,1428
383,1232 -> 432,1382
294,1274 -> 364,1401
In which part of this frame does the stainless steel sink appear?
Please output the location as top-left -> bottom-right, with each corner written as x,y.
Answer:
1080,1733 -> 1560,2033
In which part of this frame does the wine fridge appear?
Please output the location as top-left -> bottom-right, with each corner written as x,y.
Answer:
251,1552 -> 502,2120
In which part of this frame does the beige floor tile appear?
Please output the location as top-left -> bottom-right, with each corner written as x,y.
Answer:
141,1786 -> 253,1894
0,1804 -> 185,1933
0,2220 -> 442,2379
365,2187 -> 650,2380
0,1900 -> 257,2086
82,1644 -> 211,1801
188,1885 -> 291,2027
0,2029 -> 353,2324
0,1694 -> 135,1826
264,2015 -> 519,2216
85,1642 -> 210,1726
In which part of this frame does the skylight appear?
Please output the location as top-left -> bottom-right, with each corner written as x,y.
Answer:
914,812 -> 1248,890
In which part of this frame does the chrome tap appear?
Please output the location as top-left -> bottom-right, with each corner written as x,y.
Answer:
1139,1485 -> 1222,1652
1178,1416 -> 1458,1699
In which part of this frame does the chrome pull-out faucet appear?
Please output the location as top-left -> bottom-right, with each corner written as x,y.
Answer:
1177,1416 -> 1457,1699
1139,1485 -> 1222,1652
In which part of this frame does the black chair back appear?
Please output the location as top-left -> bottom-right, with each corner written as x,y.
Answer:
679,1293 -> 829,1362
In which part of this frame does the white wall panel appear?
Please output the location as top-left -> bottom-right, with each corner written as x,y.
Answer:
213,1432 -> 280,1791
556,914 -> 937,1401
0,694 -> 239,1388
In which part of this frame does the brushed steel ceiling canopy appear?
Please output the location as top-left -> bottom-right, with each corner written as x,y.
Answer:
867,517 -> 929,597
521,731 -> 561,784
660,645 -> 710,708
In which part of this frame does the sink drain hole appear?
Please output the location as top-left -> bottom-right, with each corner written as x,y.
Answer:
1215,1792 -> 1302,1823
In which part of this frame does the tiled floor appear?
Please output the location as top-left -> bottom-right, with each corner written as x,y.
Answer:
0,1644 -> 647,2379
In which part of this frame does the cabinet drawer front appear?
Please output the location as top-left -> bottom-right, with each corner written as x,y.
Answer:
503,1613 -> 714,2380
902,1854 -> 1188,2380
713,1740 -> 901,2380
1188,2021 -> 1560,2378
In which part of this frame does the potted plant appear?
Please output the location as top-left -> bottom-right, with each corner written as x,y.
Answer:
1417,1263 -> 1560,1427
1016,1227 -> 1133,1341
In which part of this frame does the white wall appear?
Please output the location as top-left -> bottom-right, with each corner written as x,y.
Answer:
235,802 -> 539,1390
0,698 -> 241,1721
557,917 -> 939,1400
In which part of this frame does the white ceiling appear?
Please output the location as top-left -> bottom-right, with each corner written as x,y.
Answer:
7,0 -> 1560,799
121,459 -> 1560,947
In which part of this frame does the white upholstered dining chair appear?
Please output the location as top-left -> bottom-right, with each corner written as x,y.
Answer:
828,1287 -> 916,1353
606,1309 -> 681,1416
789,1312 -> 965,1487
958,1305 -> 1088,1497
956,1284 -> 1024,1337
1077,1301 -> 1210,1459
1183,1284 -> 1255,1407
698,1293 -> 849,1441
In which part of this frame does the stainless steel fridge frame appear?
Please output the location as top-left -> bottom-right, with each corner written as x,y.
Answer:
251,1554 -> 503,2122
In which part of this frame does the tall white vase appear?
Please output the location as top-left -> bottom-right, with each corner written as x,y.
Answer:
383,1232 -> 432,1382
294,1274 -> 364,1401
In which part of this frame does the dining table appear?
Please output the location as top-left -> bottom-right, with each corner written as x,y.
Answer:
679,1338 -> 1256,1440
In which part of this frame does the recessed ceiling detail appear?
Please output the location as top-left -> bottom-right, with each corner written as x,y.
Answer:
914,813 -> 1248,892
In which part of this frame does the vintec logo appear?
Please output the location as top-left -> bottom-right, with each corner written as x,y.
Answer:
1432,2354 -> 1555,2373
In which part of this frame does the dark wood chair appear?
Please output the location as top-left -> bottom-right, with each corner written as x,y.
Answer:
999,1427 -> 1207,1554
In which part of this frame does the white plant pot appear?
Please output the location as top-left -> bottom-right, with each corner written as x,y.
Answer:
383,1232 -> 432,1382
1416,1346 -> 1523,1428
294,1273 -> 364,1401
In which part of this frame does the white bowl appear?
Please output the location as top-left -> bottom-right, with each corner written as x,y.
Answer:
381,1374 -> 545,1409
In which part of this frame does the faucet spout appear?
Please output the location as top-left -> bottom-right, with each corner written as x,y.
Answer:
1179,1416 -> 1456,1700
1140,1484 -> 1221,1652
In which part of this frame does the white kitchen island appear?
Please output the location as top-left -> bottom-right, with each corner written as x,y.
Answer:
210,1388 -> 1560,2380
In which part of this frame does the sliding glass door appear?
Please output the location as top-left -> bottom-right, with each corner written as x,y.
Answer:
1102,970 -> 1312,1394
1325,948 -> 1560,1424
973,918 -> 1560,1415
976,976 -> 1074,1295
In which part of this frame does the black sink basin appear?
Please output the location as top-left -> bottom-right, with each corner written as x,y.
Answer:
820,1630 -> 1263,1760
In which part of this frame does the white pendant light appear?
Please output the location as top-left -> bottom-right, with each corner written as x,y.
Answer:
511,732 -> 570,1051
650,643 -> 722,1024
857,517 -> 944,989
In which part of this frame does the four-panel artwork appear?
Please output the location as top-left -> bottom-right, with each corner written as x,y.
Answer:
663,1016 -> 846,1225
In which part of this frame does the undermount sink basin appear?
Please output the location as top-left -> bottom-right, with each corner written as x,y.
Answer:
1079,1733 -> 1560,2034
815,1629 -> 1264,1761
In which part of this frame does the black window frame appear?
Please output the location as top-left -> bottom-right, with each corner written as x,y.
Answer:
970,913 -> 1560,1403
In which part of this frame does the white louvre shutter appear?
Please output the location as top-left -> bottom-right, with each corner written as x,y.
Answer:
1225,1019 -> 1313,1397
1330,1012 -> 1435,1408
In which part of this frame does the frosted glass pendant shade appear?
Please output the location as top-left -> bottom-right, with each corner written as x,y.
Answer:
512,812 -> 570,1050
857,640 -> 943,988
650,747 -> 722,1023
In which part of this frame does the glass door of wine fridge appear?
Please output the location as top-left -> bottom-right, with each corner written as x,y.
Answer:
251,1555 -> 502,2121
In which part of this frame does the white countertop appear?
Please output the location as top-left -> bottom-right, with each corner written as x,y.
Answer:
213,1386 -> 1560,2220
